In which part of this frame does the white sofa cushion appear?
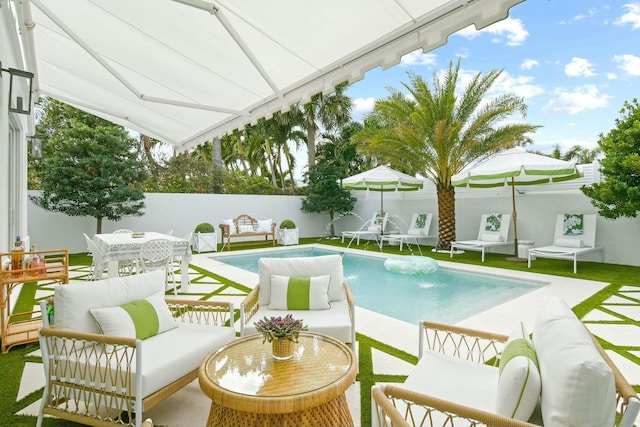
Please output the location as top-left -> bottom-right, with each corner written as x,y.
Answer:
89,291 -> 178,339
138,324 -> 235,397
54,270 -> 166,334
258,255 -> 344,305
256,219 -> 272,233
533,298 -> 616,427
223,218 -> 237,234
268,275 -> 331,310
496,322 -> 541,421
404,350 -> 499,414
244,300 -> 352,343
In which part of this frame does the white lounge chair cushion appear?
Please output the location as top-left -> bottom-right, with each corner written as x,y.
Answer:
223,218 -> 237,234
258,255 -> 345,304
481,233 -> 504,242
244,300 -> 352,343
407,228 -> 423,236
256,219 -> 272,233
533,298 -> 616,427
404,350 -> 499,413
54,270 -> 166,334
89,291 -> 178,340
554,237 -> 584,248
268,275 -> 331,310
496,322 -> 541,421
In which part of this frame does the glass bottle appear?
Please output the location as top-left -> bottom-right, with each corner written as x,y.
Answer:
11,236 -> 24,277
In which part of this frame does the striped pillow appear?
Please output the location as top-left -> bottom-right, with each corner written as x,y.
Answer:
89,291 -> 178,340
496,322 -> 541,421
268,275 -> 331,310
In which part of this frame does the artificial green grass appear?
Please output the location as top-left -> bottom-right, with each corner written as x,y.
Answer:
3,238 -> 640,426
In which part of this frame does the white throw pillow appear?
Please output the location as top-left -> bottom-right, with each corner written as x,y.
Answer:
238,224 -> 253,233
223,219 -> 237,234
89,291 -> 178,340
554,237 -> 584,248
481,233 -> 503,242
533,298 -> 616,427
257,219 -> 272,233
268,274 -> 331,310
496,322 -> 541,421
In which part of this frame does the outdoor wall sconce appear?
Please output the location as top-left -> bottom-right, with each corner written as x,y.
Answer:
1,62 -> 35,115
29,134 -> 43,159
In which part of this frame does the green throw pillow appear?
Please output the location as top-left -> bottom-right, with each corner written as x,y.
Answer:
268,275 -> 331,310
89,292 -> 178,340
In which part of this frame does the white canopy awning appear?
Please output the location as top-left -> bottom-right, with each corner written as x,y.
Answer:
17,0 -> 524,152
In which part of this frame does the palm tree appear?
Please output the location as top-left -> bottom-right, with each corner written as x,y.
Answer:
302,82 -> 352,168
354,59 -> 540,250
549,143 -> 601,164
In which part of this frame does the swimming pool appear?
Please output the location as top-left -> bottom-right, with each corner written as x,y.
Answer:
212,247 -> 545,324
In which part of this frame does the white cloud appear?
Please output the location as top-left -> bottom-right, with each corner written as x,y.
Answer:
352,97 -> 375,120
400,51 -> 437,67
615,3 -> 640,29
521,59 -> 539,70
490,72 -> 545,100
542,85 -> 611,114
455,18 -> 529,46
574,8 -> 597,21
613,53 -> 640,76
564,57 -> 596,77
606,72 -> 619,79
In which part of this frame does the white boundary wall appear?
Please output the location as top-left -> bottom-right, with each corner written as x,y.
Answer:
27,178 -> 640,267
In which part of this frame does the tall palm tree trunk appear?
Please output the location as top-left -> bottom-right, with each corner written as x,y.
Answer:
436,186 -> 456,250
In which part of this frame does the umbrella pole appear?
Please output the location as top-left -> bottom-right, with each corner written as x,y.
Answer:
508,177 -> 522,260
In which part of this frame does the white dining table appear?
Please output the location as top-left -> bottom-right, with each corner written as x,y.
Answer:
93,232 -> 192,292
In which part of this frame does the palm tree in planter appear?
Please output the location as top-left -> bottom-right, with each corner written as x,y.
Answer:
277,219 -> 298,246
193,222 -> 217,252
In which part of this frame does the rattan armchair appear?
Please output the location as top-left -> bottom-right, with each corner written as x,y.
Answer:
371,320 -> 640,427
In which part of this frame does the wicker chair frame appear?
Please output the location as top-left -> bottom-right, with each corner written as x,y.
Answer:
37,299 -> 234,427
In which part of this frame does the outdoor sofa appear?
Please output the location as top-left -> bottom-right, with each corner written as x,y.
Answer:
219,214 -> 276,250
36,270 -> 236,427
372,298 -> 639,427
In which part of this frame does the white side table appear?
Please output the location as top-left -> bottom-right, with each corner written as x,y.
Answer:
277,228 -> 298,246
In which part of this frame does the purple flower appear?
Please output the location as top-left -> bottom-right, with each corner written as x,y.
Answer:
254,314 -> 308,343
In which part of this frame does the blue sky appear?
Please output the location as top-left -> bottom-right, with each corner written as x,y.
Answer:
345,0 -> 640,155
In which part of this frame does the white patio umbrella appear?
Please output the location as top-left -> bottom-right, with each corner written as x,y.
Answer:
342,165 -> 424,215
451,148 -> 581,258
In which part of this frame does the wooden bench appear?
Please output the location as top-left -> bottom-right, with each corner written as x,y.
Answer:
219,214 -> 276,251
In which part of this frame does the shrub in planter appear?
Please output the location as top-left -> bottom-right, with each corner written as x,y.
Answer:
277,220 -> 298,245
193,222 -> 217,252
279,219 -> 296,229
194,222 -> 215,233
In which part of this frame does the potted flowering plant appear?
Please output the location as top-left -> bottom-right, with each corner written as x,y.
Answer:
254,314 -> 308,360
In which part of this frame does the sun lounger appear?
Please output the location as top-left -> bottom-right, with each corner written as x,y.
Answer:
379,212 -> 433,251
341,211 -> 389,245
528,213 -> 603,273
451,213 -> 512,261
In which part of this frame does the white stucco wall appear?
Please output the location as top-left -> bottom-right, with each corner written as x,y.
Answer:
27,185 -> 640,267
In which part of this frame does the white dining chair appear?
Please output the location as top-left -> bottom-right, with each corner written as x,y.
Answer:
83,233 -> 104,281
139,239 -> 176,294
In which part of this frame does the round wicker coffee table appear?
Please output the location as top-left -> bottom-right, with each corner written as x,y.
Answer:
198,332 -> 357,427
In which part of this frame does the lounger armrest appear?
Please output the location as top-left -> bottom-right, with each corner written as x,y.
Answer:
218,223 -> 230,236
419,320 -> 508,364
375,385 -> 538,427
372,386 -> 410,427
165,299 -> 234,328
39,327 -> 140,424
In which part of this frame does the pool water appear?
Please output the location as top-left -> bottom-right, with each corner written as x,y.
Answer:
213,248 -> 545,324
